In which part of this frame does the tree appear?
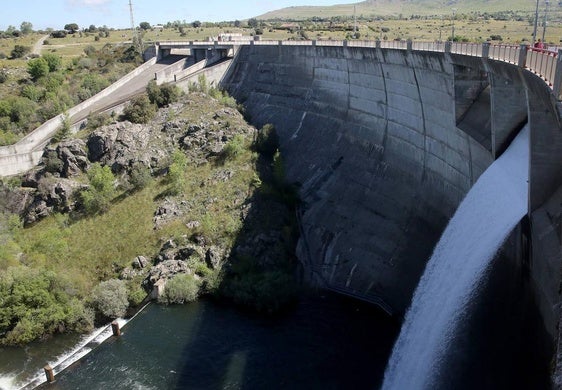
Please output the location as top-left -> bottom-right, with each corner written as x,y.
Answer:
10,45 -> 30,59
50,30 -> 67,39
234,20 -> 241,28
20,22 -> 33,35
146,80 -> 180,108
81,163 -> 116,214
42,53 -> 62,72
64,23 -> 79,34
91,279 -> 129,319
248,18 -> 259,28
191,20 -> 202,28
88,24 -> 97,33
139,21 -> 151,30
0,267 -> 93,346
27,58 -> 49,80
122,95 -> 156,124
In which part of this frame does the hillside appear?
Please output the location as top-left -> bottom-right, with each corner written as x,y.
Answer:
0,85 -> 298,345
257,0 -> 541,20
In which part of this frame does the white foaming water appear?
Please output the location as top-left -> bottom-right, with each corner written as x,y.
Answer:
382,125 -> 529,389
8,318 -> 129,390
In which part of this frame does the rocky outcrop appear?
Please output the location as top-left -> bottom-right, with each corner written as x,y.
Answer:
87,121 -> 156,173
24,177 -> 85,225
140,236 -> 231,291
120,256 -> 150,280
42,139 -> 89,178
145,259 -> 191,287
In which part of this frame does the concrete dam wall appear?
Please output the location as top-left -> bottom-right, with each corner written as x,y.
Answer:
221,44 -> 562,338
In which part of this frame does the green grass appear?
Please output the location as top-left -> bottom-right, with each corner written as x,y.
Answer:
15,93 -> 257,295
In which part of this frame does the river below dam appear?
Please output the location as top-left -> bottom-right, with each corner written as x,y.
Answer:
1,292 -> 398,390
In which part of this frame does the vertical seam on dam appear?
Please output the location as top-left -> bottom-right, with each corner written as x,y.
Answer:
379,53 -> 389,156
412,65 -> 427,178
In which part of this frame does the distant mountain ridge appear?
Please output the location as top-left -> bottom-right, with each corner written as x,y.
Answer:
256,0 -> 537,20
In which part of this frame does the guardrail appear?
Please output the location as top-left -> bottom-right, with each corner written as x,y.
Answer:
156,39 -> 562,99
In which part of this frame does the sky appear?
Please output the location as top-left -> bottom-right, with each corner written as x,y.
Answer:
1,0 -> 359,31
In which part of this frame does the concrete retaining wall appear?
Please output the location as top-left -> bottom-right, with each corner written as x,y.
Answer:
176,59 -> 233,92
174,59 -> 208,82
155,57 -> 191,85
0,57 -> 157,176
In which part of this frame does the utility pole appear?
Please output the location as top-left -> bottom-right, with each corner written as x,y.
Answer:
451,8 -> 456,42
129,0 -> 143,52
542,0 -> 550,44
532,0 -> 540,44
353,5 -> 357,38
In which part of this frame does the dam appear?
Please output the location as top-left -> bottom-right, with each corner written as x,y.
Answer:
216,40 -> 562,385
2,39 -> 562,386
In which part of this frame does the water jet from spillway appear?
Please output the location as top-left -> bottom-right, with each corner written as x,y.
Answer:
382,125 -> 529,389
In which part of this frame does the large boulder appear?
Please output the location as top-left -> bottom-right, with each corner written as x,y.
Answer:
144,259 -> 190,288
24,177 -> 84,225
41,139 -> 89,178
87,122 -> 154,173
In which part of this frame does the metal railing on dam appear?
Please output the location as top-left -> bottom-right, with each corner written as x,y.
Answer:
158,39 -> 562,99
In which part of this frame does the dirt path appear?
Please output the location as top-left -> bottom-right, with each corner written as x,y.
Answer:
31,35 -> 50,55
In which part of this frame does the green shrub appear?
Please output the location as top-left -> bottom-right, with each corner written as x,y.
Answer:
0,267 -> 93,346
0,129 -> 19,146
128,286 -> 147,307
129,163 -> 152,191
10,45 -> 30,59
160,273 -> 200,304
0,71 -> 7,84
197,74 -> 208,94
81,163 -> 116,215
166,150 -> 188,195
86,111 -> 111,131
147,80 -> 181,107
42,53 -> 62,72
39,73 -> 65,93
27,58 -> 49,80
91,279 -> 129,319
122,95 -> 155,124
52,114 -> 71,143
21,85 -> 42,102
222,257 -> 298,313
255,124 -> 279,157
222,134 -> 245,161
81,73 -> 109,95
0,97 -> 37,128
43,149 -> 64,173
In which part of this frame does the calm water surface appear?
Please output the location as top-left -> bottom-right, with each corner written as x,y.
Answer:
38,292 -> 398,390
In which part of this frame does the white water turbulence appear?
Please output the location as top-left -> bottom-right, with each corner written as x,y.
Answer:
5,318 -> 128,390
382,125 -> 530,390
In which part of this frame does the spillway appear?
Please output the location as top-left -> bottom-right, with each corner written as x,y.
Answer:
382,126 -> 529,389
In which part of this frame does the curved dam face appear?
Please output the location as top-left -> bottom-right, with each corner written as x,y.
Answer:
221,45 -> 562,333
